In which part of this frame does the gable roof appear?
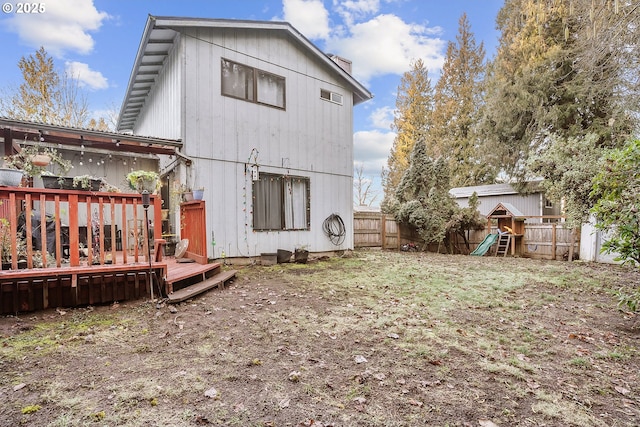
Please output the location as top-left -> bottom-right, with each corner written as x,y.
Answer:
487,202 -> 526,219
449,180 -> 544,199
118,15 -> 373,132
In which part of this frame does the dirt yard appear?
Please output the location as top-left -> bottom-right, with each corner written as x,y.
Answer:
0,250 -> 639,427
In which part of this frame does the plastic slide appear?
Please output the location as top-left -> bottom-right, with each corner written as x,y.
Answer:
470,233 -> 499,256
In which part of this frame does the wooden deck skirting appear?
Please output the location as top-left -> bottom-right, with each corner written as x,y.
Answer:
0,261 -> 167,314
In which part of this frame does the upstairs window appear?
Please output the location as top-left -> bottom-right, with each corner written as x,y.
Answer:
320,89 -> 343,105
222,58 -> 285,109
253,173 -> 310,231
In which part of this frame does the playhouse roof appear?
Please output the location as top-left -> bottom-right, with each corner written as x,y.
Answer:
487,202 -> 526,219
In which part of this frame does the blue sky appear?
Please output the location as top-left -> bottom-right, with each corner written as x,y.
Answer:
0,0 -> 504,204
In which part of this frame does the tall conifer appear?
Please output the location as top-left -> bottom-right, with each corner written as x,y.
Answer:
431,13 -> 492,187
382,59 -> 434,211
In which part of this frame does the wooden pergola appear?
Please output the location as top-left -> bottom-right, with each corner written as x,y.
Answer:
0,117 -> 182,157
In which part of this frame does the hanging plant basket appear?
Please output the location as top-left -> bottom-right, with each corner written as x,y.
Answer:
31,154 -> 51,167
126,170 -> 160,194
137,176 -> 158,193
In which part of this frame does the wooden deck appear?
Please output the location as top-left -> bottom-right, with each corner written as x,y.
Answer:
0,186 -> 231,314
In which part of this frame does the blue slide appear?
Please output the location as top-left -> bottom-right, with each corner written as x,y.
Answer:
470,233 -> 499,256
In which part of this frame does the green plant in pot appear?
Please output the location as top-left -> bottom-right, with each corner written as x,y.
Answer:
73,175 -> 103,191
4,145 -> 71,180
0,218 -> 12,267
127,170 -> 160,194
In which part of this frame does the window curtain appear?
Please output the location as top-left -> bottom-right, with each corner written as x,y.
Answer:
254,176 -> 282,230
284,178 -> 308,229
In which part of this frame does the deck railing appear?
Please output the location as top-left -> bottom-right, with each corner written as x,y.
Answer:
0,187 -> 162,270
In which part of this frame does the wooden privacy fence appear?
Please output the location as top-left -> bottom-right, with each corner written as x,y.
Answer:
353,212 -> 580,260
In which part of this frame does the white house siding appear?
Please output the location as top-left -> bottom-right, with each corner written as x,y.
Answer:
157,27 -> 356,258
134,38 -> 182,140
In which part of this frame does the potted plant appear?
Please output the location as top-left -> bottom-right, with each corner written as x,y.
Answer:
0,218 -> 12,269
126,170 -> 160,194
294,246 -> 309,264
0,167 -> 24,187
193,187 -> 204,200
72,175 -> 103,191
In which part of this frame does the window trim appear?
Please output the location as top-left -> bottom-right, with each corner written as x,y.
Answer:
221,58 -> 286,110
320,89 -> 343,105
252,173 -> 311,231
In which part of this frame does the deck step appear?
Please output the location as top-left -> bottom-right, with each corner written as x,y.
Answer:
167,270 -> 236,303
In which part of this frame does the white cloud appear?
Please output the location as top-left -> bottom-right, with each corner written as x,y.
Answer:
65,61 -> 108,90
354,129 -> 395,175
283,0 -> 331,39
334,0 -> 381,26
369,106 -> 394,130
325,14 -> 444,84
6,0 -> 109,56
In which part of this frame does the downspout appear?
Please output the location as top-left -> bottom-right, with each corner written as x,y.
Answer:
174,147 -> 193,167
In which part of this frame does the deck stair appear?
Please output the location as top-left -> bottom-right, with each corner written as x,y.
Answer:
164,261 -> 236,303
495,233 -> 511,257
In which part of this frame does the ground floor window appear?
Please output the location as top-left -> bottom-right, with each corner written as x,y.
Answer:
253,173 -> 310,231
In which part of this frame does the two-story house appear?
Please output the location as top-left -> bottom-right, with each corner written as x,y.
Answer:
118,16 -> 372,260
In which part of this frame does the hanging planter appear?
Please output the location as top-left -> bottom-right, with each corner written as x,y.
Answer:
31,154 -> 51,166
126,170 -> 160,194
3,146 -> 71,180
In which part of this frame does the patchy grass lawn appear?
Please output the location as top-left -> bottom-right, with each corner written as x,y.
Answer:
0,250 -> 638,426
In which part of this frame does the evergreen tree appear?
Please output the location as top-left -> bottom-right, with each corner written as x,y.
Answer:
391,137 -> 457,247
382,59 -> 434,211
431,13 -> 494,187
528,133 -> 606,226
591,139 -> 640,267
482,0 -> 633,184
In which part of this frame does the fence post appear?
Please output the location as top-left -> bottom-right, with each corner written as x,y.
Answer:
551,223 -> 557,260
381,214 -> 386,249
